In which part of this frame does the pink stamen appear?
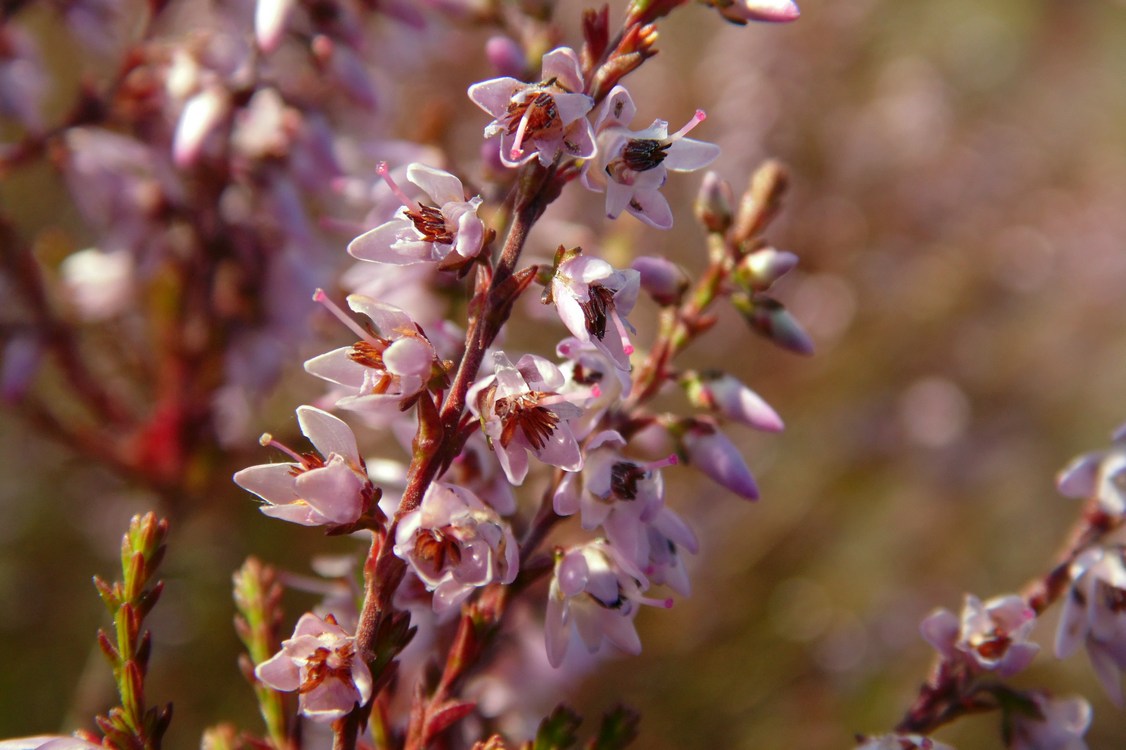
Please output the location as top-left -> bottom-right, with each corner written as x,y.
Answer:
611,311 -> 634,356
313,288 -> 379,346
510,106 -> 534,161
591,383 -> 602,399
644,454 -> 679,472
636,594 -> 675,609
259,433 -> 306,464
376,161 -> 416,208
669,109 -> 706,141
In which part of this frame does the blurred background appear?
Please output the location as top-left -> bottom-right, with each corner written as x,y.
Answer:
2,0 -> 1126,748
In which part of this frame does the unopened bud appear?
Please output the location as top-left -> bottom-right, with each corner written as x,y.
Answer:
733,160 -> 788,243
678,418 -> 759,500
735,247 -> 798,290
732,293 -> 814,355
682,370 -> 784,432
716,0 -> 801,25
485,35 -> 526,79
694,171 -> 734,234
631,255 -> 688,306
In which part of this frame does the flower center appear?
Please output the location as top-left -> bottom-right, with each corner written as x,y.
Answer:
413,527 -> 463,579
610,461 -> 648,500
621,138 -> 670,172
971,627 -> 1012,660
300,642 -> 355,694
406,203 -> 455,244
579,285 -> 616,340
494,392 -> 560,451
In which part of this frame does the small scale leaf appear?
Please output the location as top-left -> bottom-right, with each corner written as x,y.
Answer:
587,706 -> 640,750
533,705 -> 582,750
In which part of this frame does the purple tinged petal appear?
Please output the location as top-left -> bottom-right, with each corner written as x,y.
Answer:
485,35 -> 526,79
453,207 -> 484,259
920,608 -> 960,659
302,679 -> 358,721
259,502 -> 325,526
351,660 -> 373,704
600,612 -> 643,655
683,421 -> 760,500
729,0 -> 801,23
347,295 -> 414,337
347,219 -> 417,263
383,337 -> 433,377
557,553 -> 590,597
605,181 -> 633,218
407,163 -> 465,206
1057,453 -> 1101,499
714,375 -> 785,432
553,92 -> 595,127
1055,584 -> 1090,659
255,649 -> 303,691
561,117 -> 597,160
467,77 -> 524,119
541,47 -> 585,92
173,88 -> 229,168
255,0 -> 295,52
1088,641 -> 1125,707
304,347 -> 367,389
295,457 -> 364,524
297,405 -> 360,466
627,189 -> 674,230
545,593 -> 569,668
234,463 -> 299,506
596,86 -> 637,130
663,138 -> 721,172
553,472 -> 581,516
652,507 -> 700,555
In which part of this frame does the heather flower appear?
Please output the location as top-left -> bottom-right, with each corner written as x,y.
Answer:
545,540 -> 672,667
234,405 -> 375,526
1056,431 -> 1126,515
172,85 -> 230,168
581,86 -> 719,229
469,352 -> 584,485
1010,694 -> 1091,750
713,0 -> 801,24
1054,546 -> 1126,706
682,370 -> 784,432
441,432 -> 518,516
0,737 -> 102,750
304,291 -> 442,420
631,255 -> 688,306
640,506 -> 699,596
921,593 -> 1039,677
679,418 -> 760,500
255,612 -> 373,722
394,482 -> 519,615
468,47 -> 595,168
548,249 -> 640,372
347,162 -> 485,268
553,430 -> 676,560
853,735 -> 953,750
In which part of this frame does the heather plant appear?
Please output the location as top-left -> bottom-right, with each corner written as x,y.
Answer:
1,1 -> 1124,749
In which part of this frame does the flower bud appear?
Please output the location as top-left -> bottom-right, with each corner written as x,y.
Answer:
678,418 -> 759,500
694,171 -> 734,233
631,255 -> 688,306
733,160 -> 788,243
716,0 -> 801,25
172,86 -> 229,168
255,0 -> 296,53
682,370 -> 784,432
735,246 -> 798,291
485,35 -> 526,79
732,293 -> 814,355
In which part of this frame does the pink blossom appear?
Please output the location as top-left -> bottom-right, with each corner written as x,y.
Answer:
304,291 -> 440,421
0,737 -> 101,750
468,47 -> 595,168
1056,433 -> 1126,515
553,430 -> 675,561
255,612 -> 373,722
920,593 -> 1039,677
549,251 -> 640,372
680,419 -> 760,500
1010,693 -> 1091,750
581,86 -> 719,230
394,483 -> 519,615
348,163 -> 485,267
234,405 -> 374,526
255,0 -> 296,53
683,371 -> 784,432
545,540 -> 672,668
1054,546 -> 1126,706
441,432 -> 517,516
640,506 -> 699,596
716,0 -> 801,24
469,352 -> 584,485
556,337 -> 632,437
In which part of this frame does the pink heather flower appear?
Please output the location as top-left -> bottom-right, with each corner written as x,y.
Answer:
172,85 -> 230,168
683,371 -> 784,433
545,540 -> 672,668
680,418 -> 760,500
853,735 -> 953,750
631,255 -> 688,306
304,290 -> 440,420
716,0 -> 801,24
0,737 -> 102,750
1010,693 -> 1091,750
467,47 -> 596,168
920,593 -> 1039,678
640,506 -> 699,596
441,432 -> 517,516
255,612 -> 373,722
348,163 -> 485,267
394,482 -> 519,615
581,85 -> 719,230
469,352 -> 584,485
1056,432 -> 1126,515
234,405 -> 374,526
553,430 -> 676,561
1054,546 -> 1126,706
549,251 -> 640,372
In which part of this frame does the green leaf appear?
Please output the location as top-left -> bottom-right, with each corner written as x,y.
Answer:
532,705 -> 582,750
587,706 -> 640,750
